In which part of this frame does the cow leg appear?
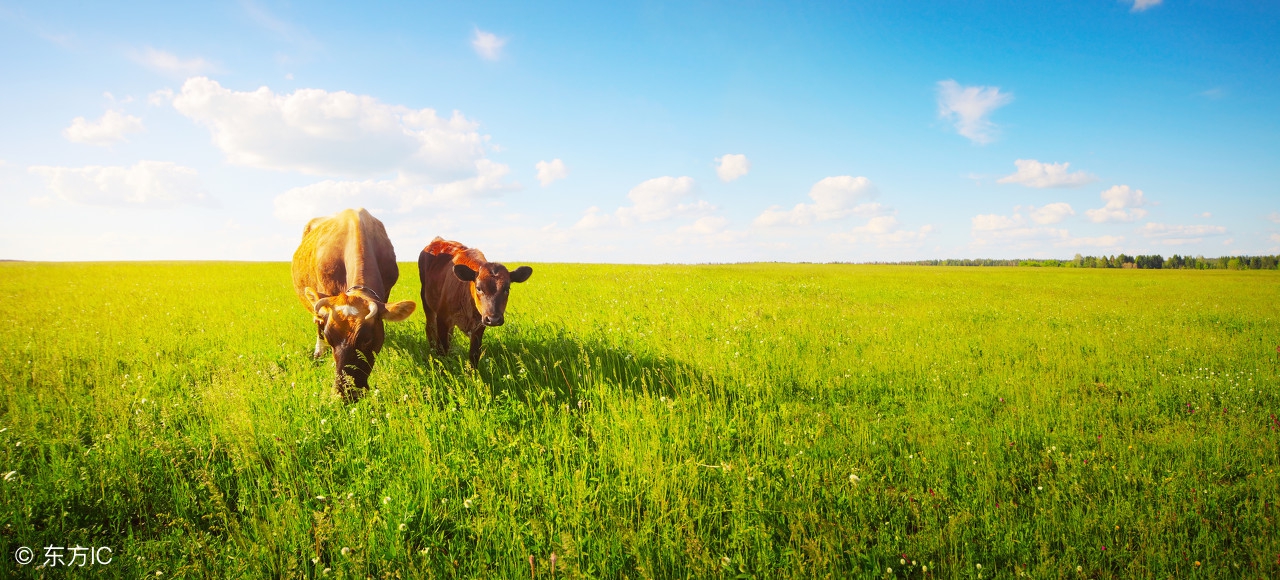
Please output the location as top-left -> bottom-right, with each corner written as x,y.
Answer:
423,305 -> 440,354
468,326 -> 486,368
435,317 -> 453,355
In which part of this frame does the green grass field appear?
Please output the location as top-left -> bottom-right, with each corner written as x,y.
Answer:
1,262 -> 1277,579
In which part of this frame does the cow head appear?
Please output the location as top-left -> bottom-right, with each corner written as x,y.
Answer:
452,263 -> 532,327
305,287 -> 415,395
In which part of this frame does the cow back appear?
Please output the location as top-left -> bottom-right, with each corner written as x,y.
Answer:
292,209 -> 398,307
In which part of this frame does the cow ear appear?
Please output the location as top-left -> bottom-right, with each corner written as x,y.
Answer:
510,266 -> 533,283
305,287 -> 320,303
383,300 -> 416,322
453,264 -> 478,281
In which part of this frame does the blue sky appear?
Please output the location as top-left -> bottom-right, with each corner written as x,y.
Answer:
1,0 -> 1277,262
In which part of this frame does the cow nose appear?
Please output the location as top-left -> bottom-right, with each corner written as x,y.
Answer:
484,316 -> 504,326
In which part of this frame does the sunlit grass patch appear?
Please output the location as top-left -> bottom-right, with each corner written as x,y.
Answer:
1,262 -> 1277,578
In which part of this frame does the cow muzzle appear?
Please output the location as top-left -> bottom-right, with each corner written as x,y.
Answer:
482,315 -> 505,327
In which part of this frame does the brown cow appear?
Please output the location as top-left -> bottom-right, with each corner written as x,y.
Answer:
417,237 -> 532,367
292,208 -> 416,400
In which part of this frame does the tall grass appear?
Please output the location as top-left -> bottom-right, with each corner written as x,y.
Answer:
1,262 -> 1277,578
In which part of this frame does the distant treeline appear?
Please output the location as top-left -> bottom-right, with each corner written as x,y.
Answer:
880,254 -> 1280,270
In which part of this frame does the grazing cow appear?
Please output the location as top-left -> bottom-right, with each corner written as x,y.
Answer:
292,208 -> 416,400
418,237 -> 532,367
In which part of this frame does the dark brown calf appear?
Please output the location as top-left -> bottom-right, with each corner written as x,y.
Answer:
292,209 -> 416,400
417,237 -> 532,367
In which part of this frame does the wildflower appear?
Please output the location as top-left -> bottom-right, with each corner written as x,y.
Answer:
1037,486 -> 1042,491
464,498 -> 473,509
311,557 -> 319,564
383,496 -> 391,505
398,523 -> 407,531
921,565 -> 927,572
887,568 -> 892,574
1077,565 -> 1082,572
1194,561 -> 1201,567
976,563 -> 982,569
322,568 -> 331,576
849,473 -> 861,483
901,558 -> 906,565
315,495 -> 327,502
340,547 -> 350,556
721,556 -> 731,566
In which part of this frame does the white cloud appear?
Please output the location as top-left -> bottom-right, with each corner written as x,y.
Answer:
1061,235 -> 1125,248
63,110 -> 144,145
970,211 -> 1072,247
936,80 -> 1013,144
572,178 -> 714,231
573,206 -> 613,230
657,215 -> 748,248
997,159 -> 1096,188
1029,202 -> 1075,225
1197,212 -> 1212,219
972,213 -> 1023,231
831,215 -> 933,247
1267,212 -> 1280,224
1142,222 -> 1228,246
536,159 -> 568,187
1140,222 -> 1227,246
274,178 -> 412,222
1271,233 -> 1280,243
147,88 -> 174,106
615,176 -> 711,224
677,216 -> 729,235
754,176 -> 880,226
715,154 -> 750,182
472,28 -> 506,60
1086,185 -> 1148,223
1130,0 -> 1162,13
29,161 -> 213,208
133,47 -> 216,76
169,77 -> 493,181
272,159 -> 512,222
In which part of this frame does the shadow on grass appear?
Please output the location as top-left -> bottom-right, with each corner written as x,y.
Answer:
383,323 -> 701,406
